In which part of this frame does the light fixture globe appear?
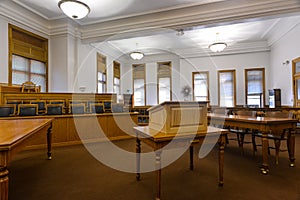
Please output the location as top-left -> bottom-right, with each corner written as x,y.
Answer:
130,51 -> 144,60
209,42 -> 227,53
58,0 -> 90,19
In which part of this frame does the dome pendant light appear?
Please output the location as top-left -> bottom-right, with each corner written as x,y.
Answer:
209,32 -> 227,53
58,0 -> 90,19
130,43 -> 144,60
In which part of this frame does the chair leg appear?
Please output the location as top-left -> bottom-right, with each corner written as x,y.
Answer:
240,133 -> 245,155
252,133 -> 257,156
274,139 -> 281,165
225,134 -> 229,144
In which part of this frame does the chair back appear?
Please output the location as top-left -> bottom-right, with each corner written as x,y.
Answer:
265,111 -> 293,118
89,103 -> 104,114
112,103 -> 124,113
103,101 -> 112,113
0,104 -> 15,117
6,100 -> 22,112
30,100 -> 46,113
212,108 -> 228,115
236,110 -> 256,117
70,103 -> 86,114
46,104 -> 63,115
18,104 -> 38,116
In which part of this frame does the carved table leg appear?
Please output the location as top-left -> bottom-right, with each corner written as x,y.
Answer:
136,137 -> 141,181
0,166 -> 9,200
189,146 -> 194,170
260,132 -> 269,174
218,135 -> 225,186
287,129 -> 296,167
47,123 -> 53,160
155,150 -> 162,200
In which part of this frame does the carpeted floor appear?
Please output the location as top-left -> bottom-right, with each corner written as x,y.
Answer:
8,134 -> 300,200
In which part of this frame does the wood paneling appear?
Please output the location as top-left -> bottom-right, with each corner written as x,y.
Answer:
2,113 -> 138,148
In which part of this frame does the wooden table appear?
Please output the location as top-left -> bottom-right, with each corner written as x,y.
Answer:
208,113 -> 297,174
0,118 -> 53,200
134,126 -> 227,200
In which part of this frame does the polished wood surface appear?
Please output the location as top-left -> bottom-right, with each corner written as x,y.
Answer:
208,113 -> 297,174
0,113 -> 139,148
148,101 -> 208,134
135,126 -> 227,200
0,118 -> 53,200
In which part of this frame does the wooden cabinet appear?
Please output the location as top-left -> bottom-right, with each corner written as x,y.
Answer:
268,89 -> 281,108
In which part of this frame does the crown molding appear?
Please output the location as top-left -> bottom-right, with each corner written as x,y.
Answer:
173,41 -> 270,58
0,1 -> 50,36
80,0 -> 300,43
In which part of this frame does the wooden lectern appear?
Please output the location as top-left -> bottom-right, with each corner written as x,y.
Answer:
148,101 -> 208,134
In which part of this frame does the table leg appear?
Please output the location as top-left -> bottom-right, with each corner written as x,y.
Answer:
218,135 -> 225,186
0,166 -> 9,200
287,129 -> 296,167
47,123 -> 52,160
189,146 -> 194,170
155,151 -> 162,200
260,132 -> 269,174
136,137 -> 141,181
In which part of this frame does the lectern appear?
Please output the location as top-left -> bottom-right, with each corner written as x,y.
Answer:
148,101 -> 208,134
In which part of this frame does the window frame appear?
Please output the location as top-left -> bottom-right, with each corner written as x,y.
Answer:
157,61 -> 172,104
132,64 -> 146,106
97,53 -> 107,93
8,24 -> 48,92
192,71 -> 210,102
245,68 -> 265,107
113,61 -> 121,95
218,69 -> 236,107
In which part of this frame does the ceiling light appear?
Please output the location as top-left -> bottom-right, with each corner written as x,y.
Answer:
58,0 -> 90,19
130,52 -> 144,60
209,42 -> 227,52
209,32 -> 227,52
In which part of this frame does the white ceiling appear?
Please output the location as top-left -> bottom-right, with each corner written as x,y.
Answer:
10,0 -> 300,57
12,0 -> 225,22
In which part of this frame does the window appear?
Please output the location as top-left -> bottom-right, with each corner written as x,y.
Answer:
113,61 -> 121,95
245,68 -> 265,108
218,70 -> 236,107
292,57 -> 300,107
12,55 -> 46,92
133,64 -> 145,106
157,62 -> 172,104
9,24 -> 48,92
97,53 -> 106,93
192,71 -> 209,101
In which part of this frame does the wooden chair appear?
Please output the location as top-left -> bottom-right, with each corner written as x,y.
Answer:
252,111 -> 294,164
229,110 -> 257,155
89,103 -> 104,114
103,100 -> 112,113
45,104 -> 63,115
21,81 -> 40,93
6,100 -> 22,113
30,100 -> 46,114
69,103 -> 86,114
17,104 -> 38,116
0,104 -> 16,117
49,100 -> 66,113
112,103 -> 124,113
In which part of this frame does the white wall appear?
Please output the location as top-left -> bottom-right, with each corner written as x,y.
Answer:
180,52 -> 270,106
49,35 -> 69,92
0,17 -> 8,83
270,20 -> 300,106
